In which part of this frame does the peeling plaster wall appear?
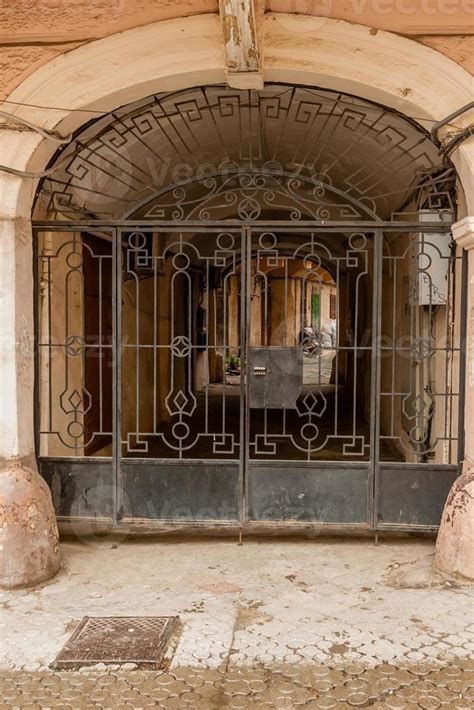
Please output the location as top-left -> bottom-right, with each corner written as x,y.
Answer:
0,1 -> 472,100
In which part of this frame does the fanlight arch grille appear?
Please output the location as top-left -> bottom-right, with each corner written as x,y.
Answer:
33,83 -> 455,223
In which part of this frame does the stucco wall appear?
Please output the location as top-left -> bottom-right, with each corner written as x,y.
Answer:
1,1 -> 472,102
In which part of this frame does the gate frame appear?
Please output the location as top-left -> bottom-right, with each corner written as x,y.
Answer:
33,219 -> 466,534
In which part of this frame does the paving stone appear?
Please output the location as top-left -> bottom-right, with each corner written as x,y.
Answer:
417,695 -> 442,709
451,699 -> 472,709
383,694 -> 409,709
347,691 -> 371,706
4,663 -> 474,708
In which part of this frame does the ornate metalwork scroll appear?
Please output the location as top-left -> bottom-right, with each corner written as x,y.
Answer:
32,82 -> 462,529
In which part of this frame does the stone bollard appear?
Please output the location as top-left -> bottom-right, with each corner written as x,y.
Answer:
435,470 -> 474,580
0,460 -> 60,588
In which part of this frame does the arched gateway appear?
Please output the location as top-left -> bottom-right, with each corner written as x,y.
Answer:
32,84 -> 465,531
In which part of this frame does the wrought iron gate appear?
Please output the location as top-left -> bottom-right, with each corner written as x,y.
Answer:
35,218 -> 465,532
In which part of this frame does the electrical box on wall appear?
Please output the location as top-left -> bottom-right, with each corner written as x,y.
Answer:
410,210 -> 453,307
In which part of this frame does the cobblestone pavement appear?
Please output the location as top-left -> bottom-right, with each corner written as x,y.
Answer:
0,538 -> 473,707
0,661 -> 473,708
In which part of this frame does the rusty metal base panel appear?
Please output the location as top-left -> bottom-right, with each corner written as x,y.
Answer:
52,616 -> 181,670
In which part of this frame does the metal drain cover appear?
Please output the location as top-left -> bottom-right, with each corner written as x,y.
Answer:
52,616 -> 181,670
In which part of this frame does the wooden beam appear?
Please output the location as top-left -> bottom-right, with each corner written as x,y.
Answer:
219,0 -> 263,89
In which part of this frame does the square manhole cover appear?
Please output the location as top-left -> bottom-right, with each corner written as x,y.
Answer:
52,616 -> 181,670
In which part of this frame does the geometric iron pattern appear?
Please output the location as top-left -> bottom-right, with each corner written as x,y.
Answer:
33,84 -> 456,224
249,229 -> 372,461
380,229 -> 462,463
121,228 -> 242,459
36,223 -> 462,466
37,232 -> 114,454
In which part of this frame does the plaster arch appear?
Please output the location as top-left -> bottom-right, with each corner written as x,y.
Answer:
0,12 -> 473,220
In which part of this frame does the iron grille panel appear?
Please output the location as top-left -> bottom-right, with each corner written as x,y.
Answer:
34,221 -> 464,531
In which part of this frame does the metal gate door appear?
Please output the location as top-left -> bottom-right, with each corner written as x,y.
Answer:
243,224 -> 463,531
35,221 -> 464,531
245,227 -> 377,528
118,226 -> 246,524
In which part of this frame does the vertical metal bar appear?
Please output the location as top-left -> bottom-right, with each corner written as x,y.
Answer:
444,233 -> 451,460
410,236 -> 418,459
222,273 -> 229,441
113,228 -> 122,523
457,246 -> 468,468
65,238 -> 73,454
351,261 -> 360,446
390,257 -> 397,438
284,258 -> 288,346
447,243 -> 455,463
47,252 -> 53,434
153,238 -> 158,434
134,247 -> 140,442
204,258 -> 210,434
334,260 -> 340,436
98,252 -> 103,433
370,231 -> 383,530
241,225 -> 251,525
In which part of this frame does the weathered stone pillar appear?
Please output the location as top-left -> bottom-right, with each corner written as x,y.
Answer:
0,217 -> 60,588
435,216 -> 474,579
